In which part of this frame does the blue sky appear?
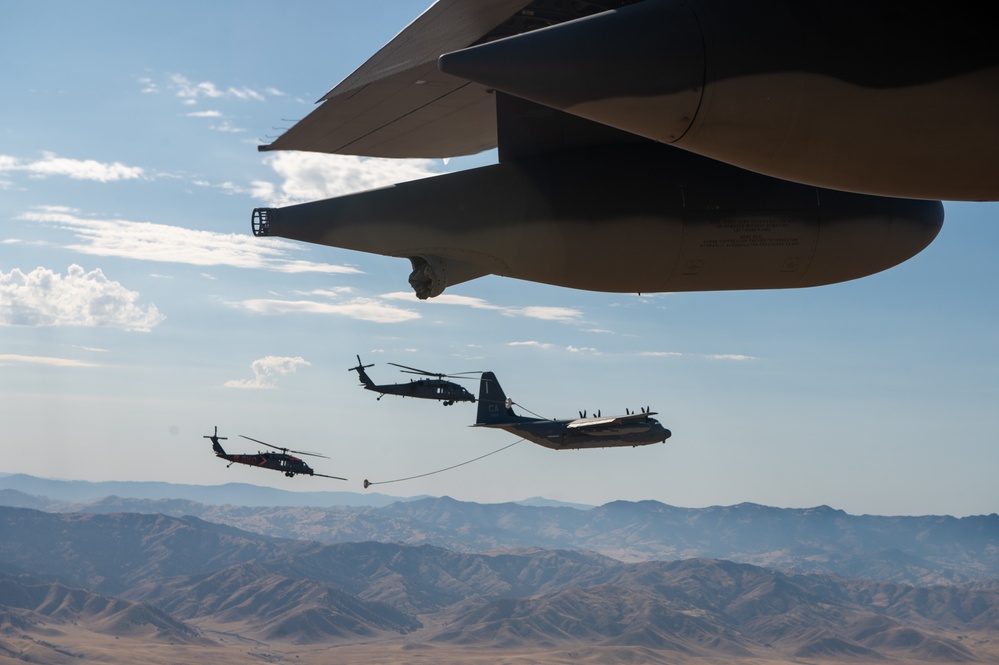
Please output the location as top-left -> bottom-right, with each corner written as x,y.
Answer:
2,1 -> 997,516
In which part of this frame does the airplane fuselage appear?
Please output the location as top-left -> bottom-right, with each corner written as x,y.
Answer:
481,418 -> 671,450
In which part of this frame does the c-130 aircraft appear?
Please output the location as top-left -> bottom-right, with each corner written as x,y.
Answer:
472,372 -> 671,450
252,1 -> 997,299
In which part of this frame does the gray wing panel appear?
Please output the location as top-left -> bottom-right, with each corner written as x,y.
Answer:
262,0 -> 532,157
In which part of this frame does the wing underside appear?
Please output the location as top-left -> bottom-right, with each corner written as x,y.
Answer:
260,0 -> 641,158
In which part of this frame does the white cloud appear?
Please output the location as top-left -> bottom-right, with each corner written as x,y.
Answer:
224,355 -> 310,389
168,74 -> 269,102
638,350 -> 758,361
508,306 -> 581,323
187,110 -> 222,118
209,120 -> 246,133
0,152 -> 144,182
0,265 -> 164,331
406,293 -> 499,310
381,291 -> 584,323
21,206 -> 358,274
566,345 -> 600,354
252,152 -> 439,207
138,76 -> 159,94
294,287 -> 354,297
508,341 -> 554,350
0,354 -> 99,367
236,297 -> 420,323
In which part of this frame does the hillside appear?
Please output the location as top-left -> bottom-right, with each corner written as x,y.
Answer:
4,482 -> 996,585
1,506 -> 997,663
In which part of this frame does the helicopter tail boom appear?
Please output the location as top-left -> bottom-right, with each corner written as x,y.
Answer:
349,355 -> 377,389
204,426 -> 228,457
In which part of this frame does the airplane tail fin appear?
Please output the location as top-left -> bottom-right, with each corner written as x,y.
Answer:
476,372 -> 532,425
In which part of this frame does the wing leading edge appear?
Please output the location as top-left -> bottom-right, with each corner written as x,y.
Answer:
260,0 -> 532,157
260,0 -> 642,158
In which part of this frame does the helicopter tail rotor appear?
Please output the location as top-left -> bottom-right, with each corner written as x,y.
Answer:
349,355 -> 375,372
203,425 -> 227,441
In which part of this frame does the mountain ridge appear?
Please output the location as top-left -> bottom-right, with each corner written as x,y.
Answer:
4,482 -> 995,585
1,506 -> 997,662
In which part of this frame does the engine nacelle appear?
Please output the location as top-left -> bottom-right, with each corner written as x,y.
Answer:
439,0 -> 999,201
252,143 -> 942,298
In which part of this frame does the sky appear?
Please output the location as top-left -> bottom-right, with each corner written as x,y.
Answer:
2,1 -> 997,517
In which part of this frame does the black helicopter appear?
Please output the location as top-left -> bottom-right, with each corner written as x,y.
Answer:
349,355 -> 477,406
204,427 -> 346,479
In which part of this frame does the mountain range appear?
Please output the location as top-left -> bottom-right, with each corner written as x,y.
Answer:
1,475 -> 998,663
1,506 -> 998,663
2,475 -> 997,586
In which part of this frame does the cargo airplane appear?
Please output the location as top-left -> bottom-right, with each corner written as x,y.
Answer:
472,372 -> 671,450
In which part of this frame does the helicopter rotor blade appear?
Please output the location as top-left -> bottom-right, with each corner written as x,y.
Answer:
239,435 -> 330,459
392,365 -> 482,381
240,434 -> 280,449
294,450 -> 330,459
388,362 -> 436,376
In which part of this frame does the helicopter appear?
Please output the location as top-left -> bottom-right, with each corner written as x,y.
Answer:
204,427 -> 346,479
349,355 -> 477,406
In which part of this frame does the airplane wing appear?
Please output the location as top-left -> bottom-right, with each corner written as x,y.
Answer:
260,1 -> 643,158
260,0 -> 533,158
566,411 -> 658,430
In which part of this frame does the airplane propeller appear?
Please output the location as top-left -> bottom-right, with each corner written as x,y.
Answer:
239,435 -> 330,459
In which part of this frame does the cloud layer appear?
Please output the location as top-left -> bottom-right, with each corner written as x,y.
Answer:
21,206 -> 357,274
381,292 -> 583,322
224,355 -> 310,389
252,152 -> 440,207
0,265 -> 164,331
0,152 -> 144,182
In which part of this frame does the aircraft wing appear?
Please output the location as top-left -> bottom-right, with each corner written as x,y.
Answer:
260,0 -> 533,158
566,412 -> 658,430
